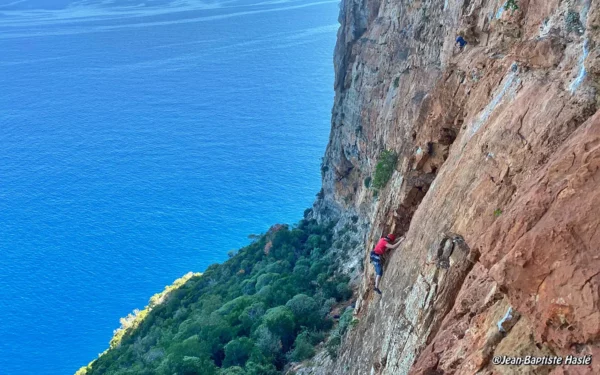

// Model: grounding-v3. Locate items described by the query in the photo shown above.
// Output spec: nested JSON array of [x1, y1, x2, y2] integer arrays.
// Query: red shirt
[[373, 238, 389, 255]]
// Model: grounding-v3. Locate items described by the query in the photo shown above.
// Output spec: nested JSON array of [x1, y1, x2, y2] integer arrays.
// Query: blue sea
[[0, 0, 338, 373]]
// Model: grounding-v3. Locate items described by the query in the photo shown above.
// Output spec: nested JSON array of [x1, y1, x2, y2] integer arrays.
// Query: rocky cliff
[[310, 0, 600, 374]]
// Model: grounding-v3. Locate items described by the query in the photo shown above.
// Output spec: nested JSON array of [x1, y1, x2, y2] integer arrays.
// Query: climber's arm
[[386, 236, 405, 250]]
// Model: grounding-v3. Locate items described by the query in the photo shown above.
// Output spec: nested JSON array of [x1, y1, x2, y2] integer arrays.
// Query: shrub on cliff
[[505, 0, 518, 11], [286, 294, 320, 328], [566, 10, 584, 34], [287, 331, 316, 362], [223, 337, 256, 368], [372, 150, 397, 190], [325, 334, 341, 359], [263, 306, 296, 350], [325, 307, 354, 359]]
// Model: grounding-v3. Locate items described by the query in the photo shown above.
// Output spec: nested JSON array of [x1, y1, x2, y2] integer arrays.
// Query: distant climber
[[370, 234, 405, 295], [455, 35, 467, 51]]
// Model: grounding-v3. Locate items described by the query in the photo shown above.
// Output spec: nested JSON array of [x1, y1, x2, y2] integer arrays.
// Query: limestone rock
[[306, 0, 600, 374]]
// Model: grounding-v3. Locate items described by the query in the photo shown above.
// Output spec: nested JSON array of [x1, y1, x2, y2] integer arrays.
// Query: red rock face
[[487, 112, 600, 351], [305, 0, 600, 374]]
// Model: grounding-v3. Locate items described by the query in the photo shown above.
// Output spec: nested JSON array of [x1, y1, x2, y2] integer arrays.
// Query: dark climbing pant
[[370, 251, 383, 276]]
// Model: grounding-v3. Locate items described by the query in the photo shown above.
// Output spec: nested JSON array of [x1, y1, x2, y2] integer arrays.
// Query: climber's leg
[[373, 260, 383, 294]]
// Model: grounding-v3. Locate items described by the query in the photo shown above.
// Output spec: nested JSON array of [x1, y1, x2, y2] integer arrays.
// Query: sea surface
[[0, 0, 338, 373]]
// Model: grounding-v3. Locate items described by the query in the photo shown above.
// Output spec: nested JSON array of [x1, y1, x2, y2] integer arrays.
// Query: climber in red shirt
[[370, 234, 404, 295]]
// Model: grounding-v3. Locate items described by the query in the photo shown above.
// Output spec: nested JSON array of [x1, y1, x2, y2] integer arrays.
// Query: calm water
[[0, 0, 338, 373]]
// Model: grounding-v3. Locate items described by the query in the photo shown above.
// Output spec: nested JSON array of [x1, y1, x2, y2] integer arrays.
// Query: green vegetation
[[316, 189, 325, 199], [324, 308, 353, 359], [494, 208, 503, 217], [109, 272, 200, 350], [371, 150, 398, 190], [566, 10, 584, 34], [505, 0, 518, 11], [321, 157, 329, 174], [78, 219, 353, 375]]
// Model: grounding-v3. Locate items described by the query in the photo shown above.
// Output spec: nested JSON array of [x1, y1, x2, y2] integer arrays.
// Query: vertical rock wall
[[310, 0, 600, 374]]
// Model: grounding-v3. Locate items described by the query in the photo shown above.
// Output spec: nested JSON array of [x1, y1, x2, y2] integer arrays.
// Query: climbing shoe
[[374, 287, 382, 295]]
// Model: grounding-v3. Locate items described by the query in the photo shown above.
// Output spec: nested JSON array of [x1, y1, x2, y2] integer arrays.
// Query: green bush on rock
[[371, 150, 397, 190]]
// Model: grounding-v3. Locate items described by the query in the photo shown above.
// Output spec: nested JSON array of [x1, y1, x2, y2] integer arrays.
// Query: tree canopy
[[77, 219, 354, 375]]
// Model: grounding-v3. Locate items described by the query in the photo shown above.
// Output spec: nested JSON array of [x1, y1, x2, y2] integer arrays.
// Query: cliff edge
[[310, 0, 600, 374]]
